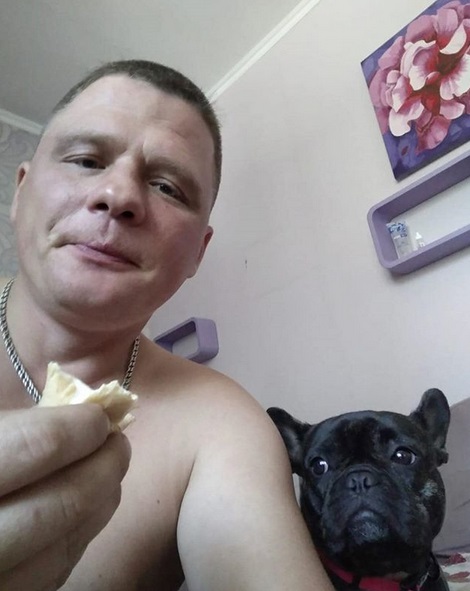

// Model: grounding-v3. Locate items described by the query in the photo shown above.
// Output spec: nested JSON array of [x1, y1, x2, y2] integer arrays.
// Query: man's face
[[11, 75, 215, 328]]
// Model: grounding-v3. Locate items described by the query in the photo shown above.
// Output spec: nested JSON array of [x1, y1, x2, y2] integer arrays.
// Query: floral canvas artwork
[[361, 0, 470, 180]]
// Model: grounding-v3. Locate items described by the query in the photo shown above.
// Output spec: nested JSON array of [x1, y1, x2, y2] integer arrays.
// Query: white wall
[[148, 0, 470, 422]]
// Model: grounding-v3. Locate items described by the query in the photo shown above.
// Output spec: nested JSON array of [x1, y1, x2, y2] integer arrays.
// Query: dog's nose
[[345, 470, 379, 493]]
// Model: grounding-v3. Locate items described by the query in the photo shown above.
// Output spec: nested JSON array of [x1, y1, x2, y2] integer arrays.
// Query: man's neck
[[0, 276, 144, 404]]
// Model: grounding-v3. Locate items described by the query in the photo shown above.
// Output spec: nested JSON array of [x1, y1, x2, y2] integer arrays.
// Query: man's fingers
[[0, 432, 130, 570], [0, 405, 110, 496], [0, 486, 122, 590]]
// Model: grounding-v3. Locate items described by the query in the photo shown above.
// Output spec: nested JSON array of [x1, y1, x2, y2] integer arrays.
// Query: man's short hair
[[50, 59, 222, 199]]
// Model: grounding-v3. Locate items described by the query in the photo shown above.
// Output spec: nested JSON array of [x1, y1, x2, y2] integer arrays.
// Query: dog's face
[[268, 389, 450, 578]]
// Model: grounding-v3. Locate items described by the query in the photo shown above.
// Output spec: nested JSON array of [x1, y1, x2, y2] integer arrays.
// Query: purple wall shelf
[[367, 148, 470, 275], [154, 317, 219, 363]]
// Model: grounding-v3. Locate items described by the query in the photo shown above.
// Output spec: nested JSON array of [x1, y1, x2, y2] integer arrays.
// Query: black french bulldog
[[267, 389, 450, 591]]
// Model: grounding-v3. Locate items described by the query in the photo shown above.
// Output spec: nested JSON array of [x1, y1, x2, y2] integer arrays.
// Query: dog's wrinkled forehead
[[304, 410, 425, 462]]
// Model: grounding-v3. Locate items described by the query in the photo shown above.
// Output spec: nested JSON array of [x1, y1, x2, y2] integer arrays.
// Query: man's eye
[[70, 157, 102, 169], [152, 181, 187, 204]]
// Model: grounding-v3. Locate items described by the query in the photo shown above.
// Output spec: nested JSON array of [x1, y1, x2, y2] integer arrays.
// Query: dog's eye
[[391, 447, 417, 465], [310, 457, 329, 476]]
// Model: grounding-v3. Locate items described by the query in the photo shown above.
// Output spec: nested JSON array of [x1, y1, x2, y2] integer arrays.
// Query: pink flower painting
[[361, 0, 470, 179]]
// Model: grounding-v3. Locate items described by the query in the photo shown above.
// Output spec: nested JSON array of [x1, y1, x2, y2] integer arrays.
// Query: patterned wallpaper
[[0, 121, 38, 276]]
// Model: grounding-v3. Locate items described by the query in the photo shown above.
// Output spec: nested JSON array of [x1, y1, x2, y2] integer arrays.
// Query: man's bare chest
[[61, 402, 194, 590]]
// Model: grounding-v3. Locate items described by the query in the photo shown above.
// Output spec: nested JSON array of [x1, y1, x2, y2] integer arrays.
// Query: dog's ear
[[409, 389, 450, 465], [267, 407, 310, 475]]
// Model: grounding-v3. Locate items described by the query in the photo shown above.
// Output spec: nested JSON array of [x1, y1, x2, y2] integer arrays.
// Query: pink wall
[[149, 0, 470, 422]]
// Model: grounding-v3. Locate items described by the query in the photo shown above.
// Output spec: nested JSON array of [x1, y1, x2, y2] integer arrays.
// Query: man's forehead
[[46, 75, 207, 136]]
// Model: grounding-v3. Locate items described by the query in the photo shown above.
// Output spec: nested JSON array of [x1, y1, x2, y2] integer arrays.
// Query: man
[[0, 60, 333, 590]]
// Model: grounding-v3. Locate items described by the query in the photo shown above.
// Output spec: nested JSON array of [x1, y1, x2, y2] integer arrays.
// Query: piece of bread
[[39, 362, 138, 431]]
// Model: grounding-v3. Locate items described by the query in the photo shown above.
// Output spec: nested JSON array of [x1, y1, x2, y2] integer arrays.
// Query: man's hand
[[0, 404, 131, 590]]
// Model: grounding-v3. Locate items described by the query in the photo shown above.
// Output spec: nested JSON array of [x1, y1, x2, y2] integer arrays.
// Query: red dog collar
[[319, 552, 435, 591]]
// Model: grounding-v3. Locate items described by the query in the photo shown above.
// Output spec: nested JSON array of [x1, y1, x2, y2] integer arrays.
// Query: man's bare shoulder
[[132, 334, 289, 484], [134, 337, 293, 486], [135, 335, 267, 415]]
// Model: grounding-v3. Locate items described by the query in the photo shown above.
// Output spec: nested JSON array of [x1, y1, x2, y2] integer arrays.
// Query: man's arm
[[177, 386, 334, 591]]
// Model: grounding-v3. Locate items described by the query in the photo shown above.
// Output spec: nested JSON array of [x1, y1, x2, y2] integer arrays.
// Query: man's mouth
[[71, 242, 138, 267]]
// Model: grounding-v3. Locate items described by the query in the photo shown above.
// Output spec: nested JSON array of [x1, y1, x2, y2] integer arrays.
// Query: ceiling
[[0, 0, 303, 125]]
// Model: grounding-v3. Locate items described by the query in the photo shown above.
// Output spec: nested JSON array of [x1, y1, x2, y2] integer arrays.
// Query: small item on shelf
[[386, 221, 413, 258], [414, 232, 426, 249], [367, 147, 470, 274]]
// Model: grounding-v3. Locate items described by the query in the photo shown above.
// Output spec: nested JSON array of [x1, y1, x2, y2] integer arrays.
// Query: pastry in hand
[[39, 362, 138, 431]]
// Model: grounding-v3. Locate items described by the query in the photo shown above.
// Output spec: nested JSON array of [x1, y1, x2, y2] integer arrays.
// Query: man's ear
[[10, 162, 30, 223], [187, 225, 213, 278]]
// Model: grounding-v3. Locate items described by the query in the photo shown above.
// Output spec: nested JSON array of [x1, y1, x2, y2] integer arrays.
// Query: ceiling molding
[[208, 0, 322, 101], [0, 108, 42, 135]]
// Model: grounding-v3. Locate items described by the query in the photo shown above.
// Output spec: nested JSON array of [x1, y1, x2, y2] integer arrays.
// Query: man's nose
[[86, 166, 146, 223]]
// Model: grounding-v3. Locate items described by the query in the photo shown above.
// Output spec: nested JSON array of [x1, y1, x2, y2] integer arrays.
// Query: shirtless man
[[0, 60, 333, 590]]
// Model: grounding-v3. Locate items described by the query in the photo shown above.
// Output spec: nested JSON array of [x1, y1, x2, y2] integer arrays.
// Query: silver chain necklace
[[0, 278, 140, 404]]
